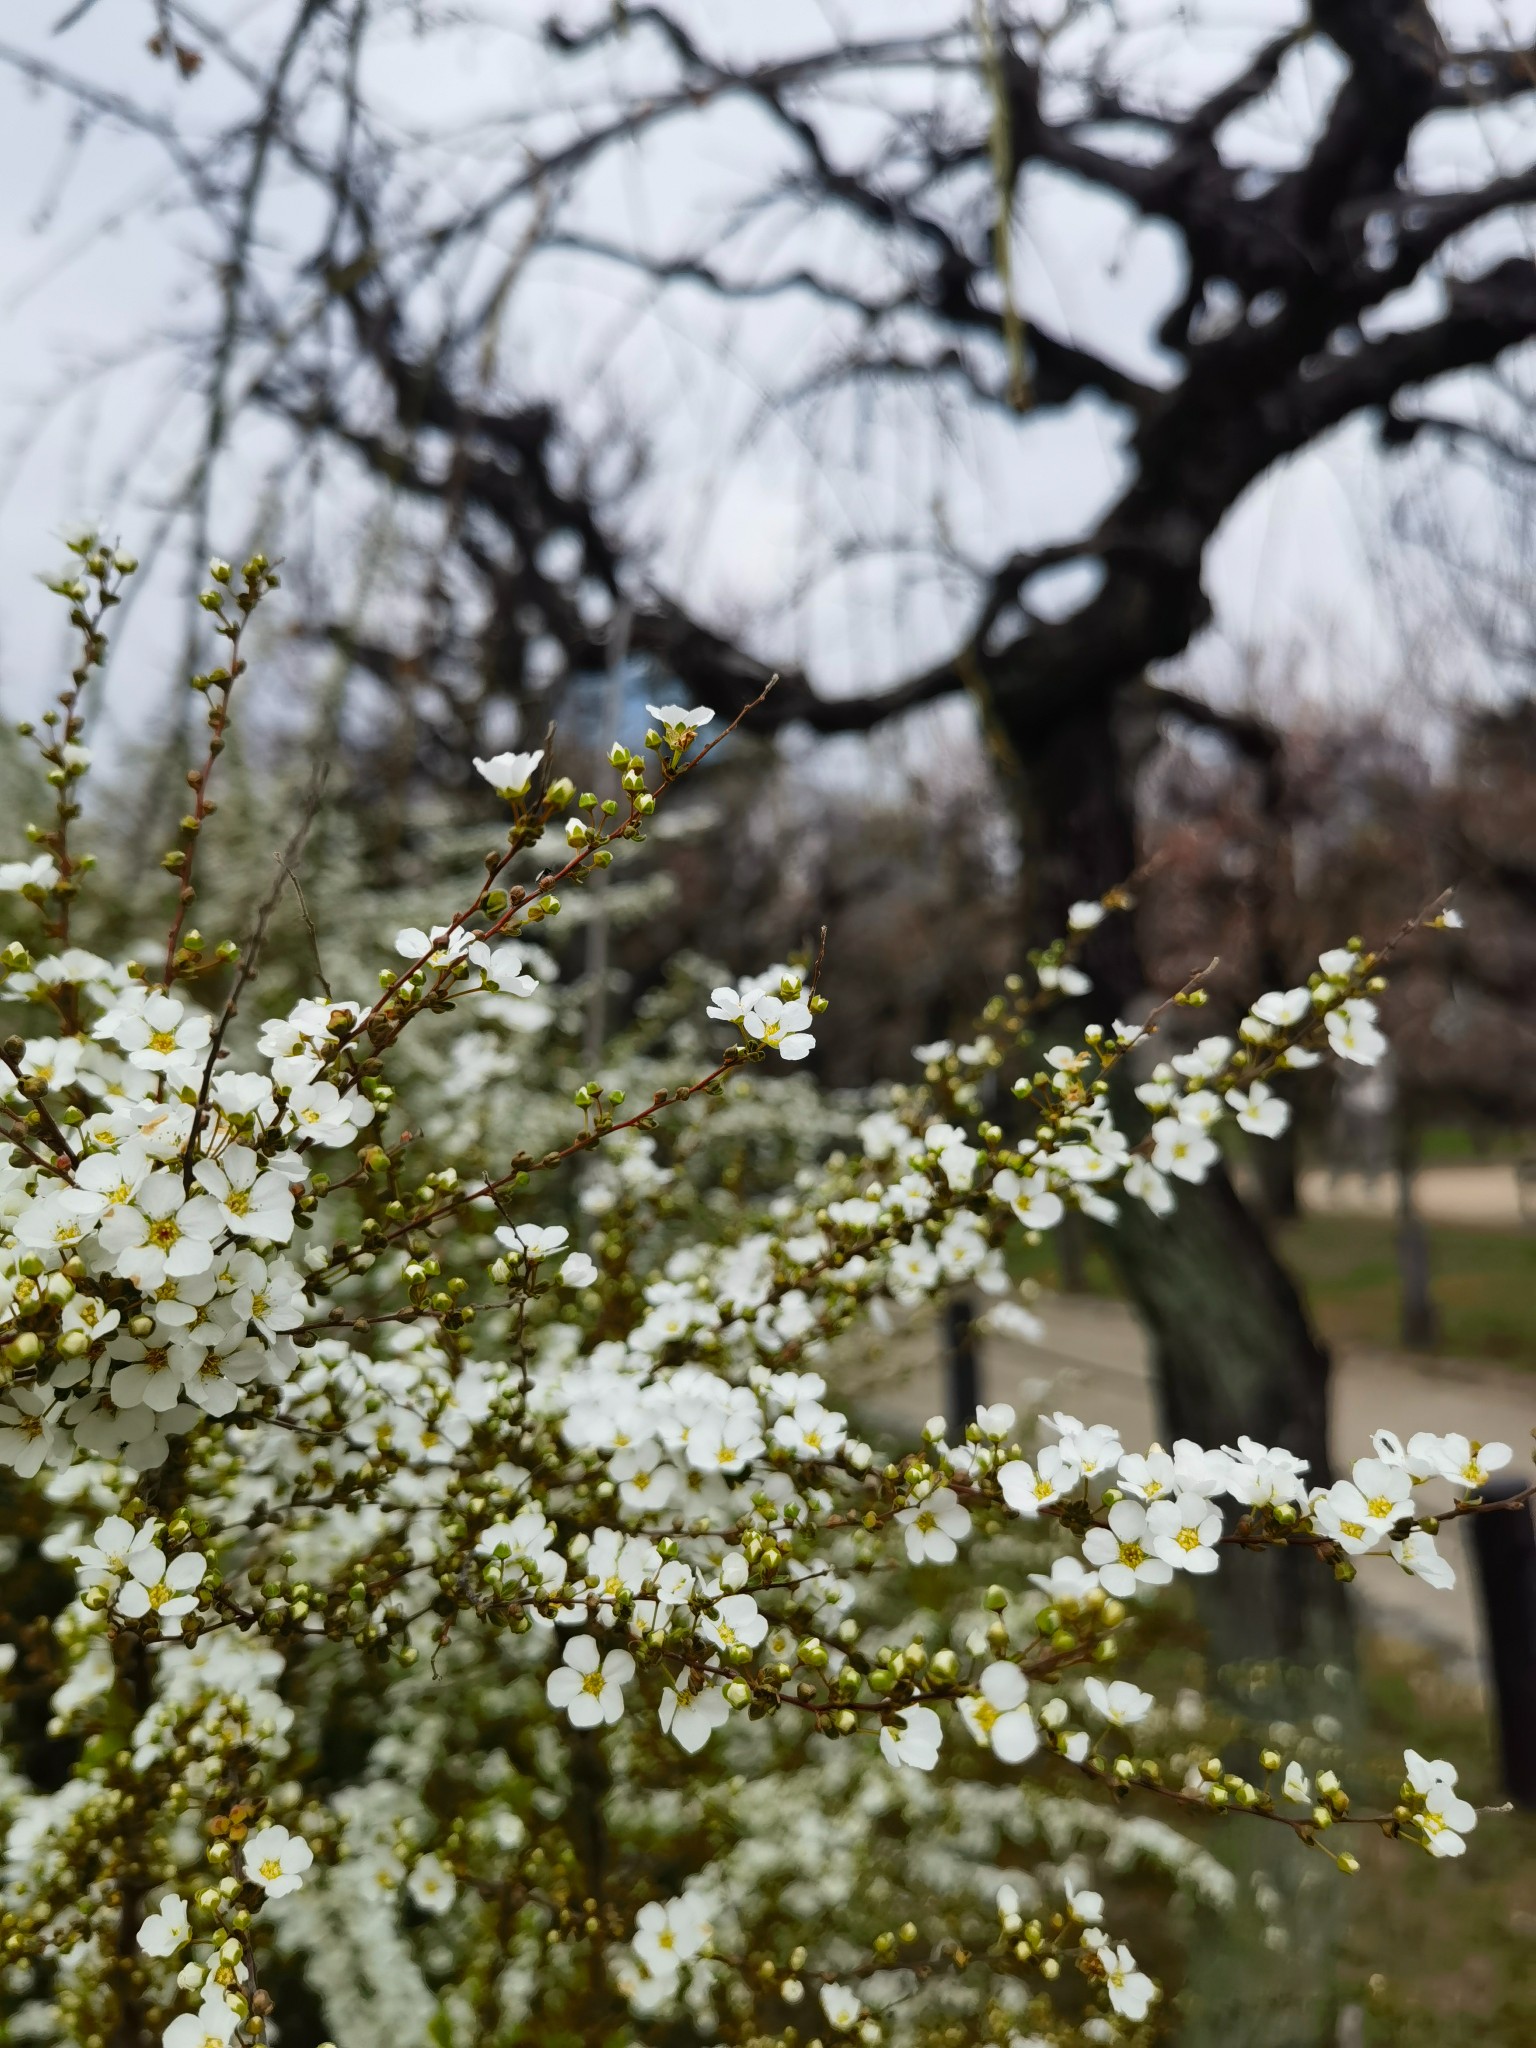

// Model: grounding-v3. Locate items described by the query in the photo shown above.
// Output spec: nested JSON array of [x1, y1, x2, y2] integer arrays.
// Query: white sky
[[0, 0, 1532, 745]]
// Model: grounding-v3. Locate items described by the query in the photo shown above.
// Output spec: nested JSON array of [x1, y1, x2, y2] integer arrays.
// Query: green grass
[[1335, 1641, 1536, 2046], [1011, 1210, 1536, 1369], [1276, 1215, 1536, 1369]]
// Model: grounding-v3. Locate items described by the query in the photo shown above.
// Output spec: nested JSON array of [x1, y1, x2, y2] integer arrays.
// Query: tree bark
[[1007, 701, 1353, 1661]]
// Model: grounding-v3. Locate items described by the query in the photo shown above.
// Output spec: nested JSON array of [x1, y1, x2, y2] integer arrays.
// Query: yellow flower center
[[224, 1188, 250, 1216], [1176, 1527, 1201, 1553], [1367, 1496, 1393, 1519], [1118, 1540, 1146, 1569], [148, 1218, 180, 1250], [580, 1670, 606, 1696], [1339, 1519, 1365, 1541], [148, 1030, 178, 1055], [259, 1857, 284, 1881]]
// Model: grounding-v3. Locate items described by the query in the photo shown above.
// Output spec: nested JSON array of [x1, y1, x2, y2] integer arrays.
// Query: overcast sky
[[0, 0, 1532, 747]]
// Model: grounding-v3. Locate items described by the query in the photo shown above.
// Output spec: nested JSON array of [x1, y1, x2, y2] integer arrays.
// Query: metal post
[[944, 1296, 980, 1437], [1469, 1474, 1536, 1809]]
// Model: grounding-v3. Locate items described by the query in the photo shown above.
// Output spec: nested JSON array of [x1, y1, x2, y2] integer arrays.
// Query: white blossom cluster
[[0, 546, 1514, 2048]]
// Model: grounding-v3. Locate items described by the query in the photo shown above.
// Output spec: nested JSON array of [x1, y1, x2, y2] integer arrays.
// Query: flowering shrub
[[0, 542, 1521, 2048]]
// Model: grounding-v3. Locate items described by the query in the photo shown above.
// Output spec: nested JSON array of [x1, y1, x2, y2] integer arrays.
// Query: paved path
[[1300, 1161, 1534, 1231], [836, 1296, 1536, 1687]]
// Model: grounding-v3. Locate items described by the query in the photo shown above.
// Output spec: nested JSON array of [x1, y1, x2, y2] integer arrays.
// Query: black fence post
[[944, 1296, 980, 1438], [1469, 1475, 1536, 1809]]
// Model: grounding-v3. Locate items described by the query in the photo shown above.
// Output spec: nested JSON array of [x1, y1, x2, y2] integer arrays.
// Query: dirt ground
[[1301, 1162, 1534, 1231], [835, 1293, 1536, 1689]]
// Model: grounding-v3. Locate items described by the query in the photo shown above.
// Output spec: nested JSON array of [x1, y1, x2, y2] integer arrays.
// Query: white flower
[[1225, 1081, 1289, 1138], [1282, 1761, 1311, 1805], [701, 1592, 767, 1654], [1324, 998, 1387, 1066], [1066, 900, 1105, 931], [1404, 1753, 1477, 1857], [560, 1252, 598, 1287], [102, 992, 212, 1078], [819, 1983, 862, 2031], [975, 1401, 1017, 1440], [546, 1635, 634, 1727], [634, 1894, 712, 1976], [1391, 1528, 1455, 1589], [1318, 947, 1359, 981], [879, 1702, 942, 1771], [1423, 1432, 1512, 1494], [138, 1892, 190, 1956], [0, 854, 58, 891], [992, 1167, 1064, 1230], [1065, 1879, 1103, 1924], [243, 1823, 313, 1897], [998, 1444, 1080, 1517], [1082, 1501, 1173, 1598], [73, 1514, 157, 1590], [647, 703, 714, 744], [1099, 1938, 1154, 2021], [959, 1662, 1037, 1763], [1084, 1676, 1154, 1726], [285, 1079, 375, 1146], [473, 748, 543, 795], [1221, 1436, 1309, 1509], [495, 1222, 569, 1261], [658, 1681, 730, 1753], [1147, 1493, 1222, 1574], [896, 1485, 970, 1563], [116, 1548, 207, 1634], [1124, 1155, 1174, 1214], [97, 1173, 225, 1287], [772, 1401, 847, 1460], [743, 994, 816, 1061], [192, 1146, 296, 1242], [0, 1388, 62, 1478], [1170, 1035, 1233, 1079], [1250, 987, 1311, 1028], [406, 1853, 456, 1914], [1312, 1480, 1390, 1555], [1150, 1117, 1219, 1183], [163, 1992, 240, 2048]]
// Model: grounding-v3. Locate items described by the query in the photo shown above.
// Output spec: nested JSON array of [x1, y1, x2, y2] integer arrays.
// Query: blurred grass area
[[1420, 1124, 1532, 1163], [1014, 1214, 1536, 1369], [1337, 1638, 1536, 2046]]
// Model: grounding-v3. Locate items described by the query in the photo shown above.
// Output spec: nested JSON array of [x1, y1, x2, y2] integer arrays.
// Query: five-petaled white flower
[[896, 1485, 970, 1564], [243, 1822, 314, 1897], [1147, 1493, 1222, 1574], [1082, 1500, 1173, 1598], [115, 1546, 207, 1634], [546, 1635, 634, 1727], [406, 1853, 456, 1914], [193, 1146, 295, 1242], [743, 995, 816, 1061]]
